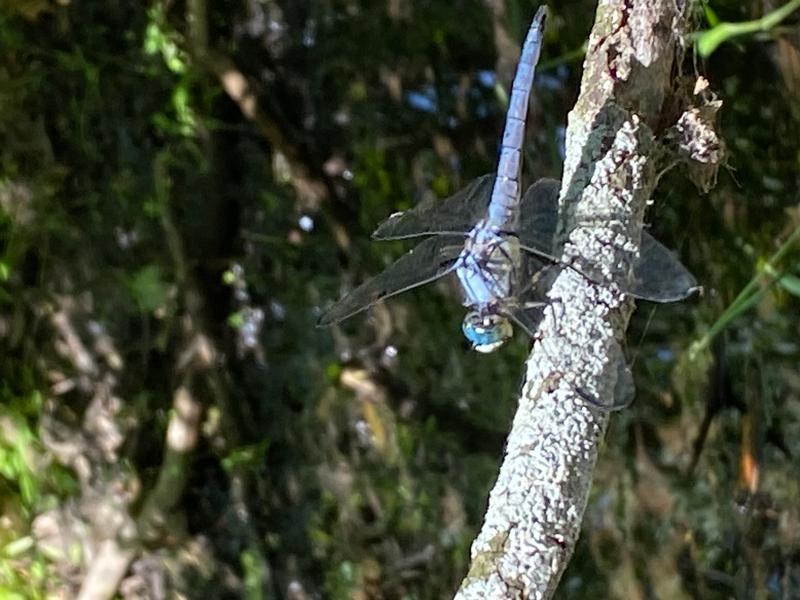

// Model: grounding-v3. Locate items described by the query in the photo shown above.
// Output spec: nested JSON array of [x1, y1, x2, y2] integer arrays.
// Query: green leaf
[[241, 548, 267, 600], [221, 440, 270, 472], [227, 311, 245, 329], [143, 21, 163, 56], [778, 273, 800, 297], [2, 536, 34, 558], [142, 5, 187, 74], [702, 1, 720, 27], [222, 269, 237, 285], [128, 265, 168, 313], [697, 23, 741, 57], [325, 362, 342, 381], [696, 0, 800, 57], [172, 84, 197, 136]]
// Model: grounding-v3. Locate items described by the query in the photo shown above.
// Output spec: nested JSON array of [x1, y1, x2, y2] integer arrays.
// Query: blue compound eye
[[462, 311, 513, 353]]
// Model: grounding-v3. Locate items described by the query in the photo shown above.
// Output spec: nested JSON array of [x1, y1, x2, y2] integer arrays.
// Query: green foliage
[[688, 223, 800, 360], [0, 410, 40, 509], [221, 440, 270, 473], [240, 548, 268, 600], [0, 388, 75, 515], [0, 389, 75, 598], [777, 272, 800, 296], [325, 560, 363, 599], [0, 0, 798, 597], [696, 0, 800, 56], [127, 265, 169, 313], [143, 5, 188, 75]]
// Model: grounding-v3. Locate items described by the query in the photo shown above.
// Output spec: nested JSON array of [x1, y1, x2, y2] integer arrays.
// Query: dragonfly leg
[[521, 300, 546, 309], [518, 242, 559, 264], [574, 380, 633, 411], [519, 243, 616, 295], [518, 261, 557, 299], [506, 306, 544, 339]]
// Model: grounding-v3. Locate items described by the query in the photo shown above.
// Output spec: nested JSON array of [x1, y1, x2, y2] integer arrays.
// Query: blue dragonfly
[[319, 7, 696, 370]]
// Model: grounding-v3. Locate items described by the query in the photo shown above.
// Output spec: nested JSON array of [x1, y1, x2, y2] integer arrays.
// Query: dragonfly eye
[[462, 311, 513, 353]]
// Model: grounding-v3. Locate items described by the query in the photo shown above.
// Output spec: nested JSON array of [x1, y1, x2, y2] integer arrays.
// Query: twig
[[456, 1, 694, 597], [203, 51, 328, 206]]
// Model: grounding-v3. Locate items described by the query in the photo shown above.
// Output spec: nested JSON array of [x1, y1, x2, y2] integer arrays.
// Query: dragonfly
[[319, 7, 697, 392]]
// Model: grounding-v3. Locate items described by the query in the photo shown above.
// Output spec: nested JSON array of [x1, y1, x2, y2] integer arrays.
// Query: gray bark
[[456, 1, 692, 598]]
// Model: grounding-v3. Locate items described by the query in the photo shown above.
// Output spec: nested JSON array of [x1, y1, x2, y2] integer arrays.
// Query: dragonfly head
[[462, 311, 513, 353]]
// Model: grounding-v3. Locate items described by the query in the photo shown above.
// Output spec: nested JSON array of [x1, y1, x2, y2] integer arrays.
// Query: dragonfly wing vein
[[318, 235, 464, 325], [518, 178, 560, 256], [506, 305, 545, 338], [371, 174, 494, 240], [518, 178, 698, 303], [631, 232, 699, 302]]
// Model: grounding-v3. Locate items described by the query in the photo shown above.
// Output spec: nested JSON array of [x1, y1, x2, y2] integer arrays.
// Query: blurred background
[[1, 0, 799, 598]]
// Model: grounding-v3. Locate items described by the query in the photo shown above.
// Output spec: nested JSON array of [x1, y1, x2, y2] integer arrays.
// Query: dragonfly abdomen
[[486, 7, 546, 230]]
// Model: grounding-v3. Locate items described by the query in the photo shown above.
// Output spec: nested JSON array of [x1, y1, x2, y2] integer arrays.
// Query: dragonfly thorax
[[462, 310, 513, 353], [456, 225, 520, 308], [457, 225, 519, 353]]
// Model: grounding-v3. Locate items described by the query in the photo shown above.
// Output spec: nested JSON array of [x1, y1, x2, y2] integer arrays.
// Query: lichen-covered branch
[[456, 1, 695, 598]]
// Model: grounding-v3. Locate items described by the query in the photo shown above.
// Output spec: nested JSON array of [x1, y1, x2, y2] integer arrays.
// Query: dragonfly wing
[[318, 235, 464, 325], [508, 304, 635, 411], [574, 342, 636, 411], [518, 177, 560, 257], [610, 360, 636, 410], [630, 232, 699, 302], [372, 174, 494, 240], [519, 179, 698, 303], [506, 304, 546, 339]]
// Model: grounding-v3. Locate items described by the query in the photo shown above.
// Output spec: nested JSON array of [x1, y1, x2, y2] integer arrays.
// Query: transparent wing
[[573, 341, 636, 411], [371, 174, 494, 240], [631, 233, 699, 302], [318, 235, 464, 325], [508, 301, 635, 411], [516, 180, 561, 304], [506, 304, 546, 338], [519, 178, 698, 303], [610, 360, 636, 410], [518, 177, 560, 257], [517, 259, 556, 305]]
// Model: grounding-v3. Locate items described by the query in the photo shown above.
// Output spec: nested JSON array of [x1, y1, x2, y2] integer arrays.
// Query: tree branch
[[457, 1, 693, 597]]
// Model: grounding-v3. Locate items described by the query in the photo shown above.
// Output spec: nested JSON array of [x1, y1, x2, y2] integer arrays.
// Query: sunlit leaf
[[696, 23, 741, 57], [702, 1, 720, 27], [128, 265, 168, 313], [143, 5, 187, 74], [696, 0, 800, 57], [222, 440, 270, 471], [778, 273, 800, 297], [227, 311, 245, 329], [2, 536, 34, 558]]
